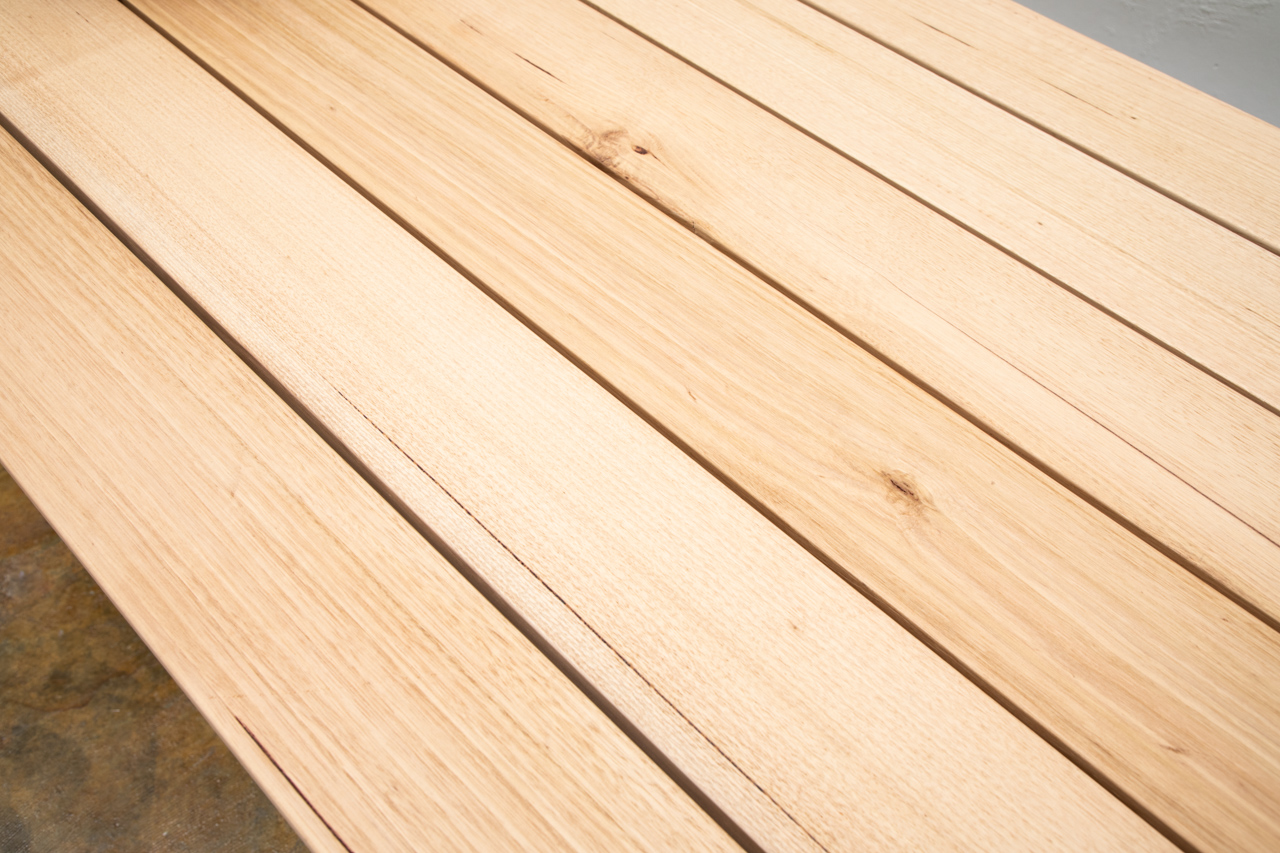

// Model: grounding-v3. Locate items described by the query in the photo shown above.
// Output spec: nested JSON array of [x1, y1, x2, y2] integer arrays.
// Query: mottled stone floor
[[0, 464, 307, 852]]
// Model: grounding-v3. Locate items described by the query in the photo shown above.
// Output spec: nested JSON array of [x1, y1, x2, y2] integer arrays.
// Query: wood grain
[[115, 1, 1280, 851], [803, 0, 1280, 253], [0, 1, 1180, 850], [0, 127, 739, 853], [588, 0, 1280, 411], [360, 0, 1280, 626]]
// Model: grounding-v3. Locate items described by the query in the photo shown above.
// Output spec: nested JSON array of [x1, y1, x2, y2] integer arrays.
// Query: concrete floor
[[0, 464, 307, 852]]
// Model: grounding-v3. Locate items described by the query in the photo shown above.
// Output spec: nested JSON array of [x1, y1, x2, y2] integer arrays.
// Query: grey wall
[[1015, 0, 1280, 127]]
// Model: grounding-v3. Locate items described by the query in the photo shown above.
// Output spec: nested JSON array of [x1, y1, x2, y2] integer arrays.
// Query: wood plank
[[358, 0, 1280, 625], [0, 127, 739, 853], [802, 0, 1280, 253], [584, 0, 1280, 411], [112, 1, 1280, 851], [0, 1, 1174, 850]]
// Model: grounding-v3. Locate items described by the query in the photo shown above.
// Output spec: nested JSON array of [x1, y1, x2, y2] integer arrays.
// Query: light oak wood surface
[[0, 127, 739, 853], [359, 0, 1280, 650], [805, 0, 1280, 254], [0, 1, 1185, 850], [2, 0, 1277, 850], [113, 1, 1280, 850], [587, 0, 1280, 412]]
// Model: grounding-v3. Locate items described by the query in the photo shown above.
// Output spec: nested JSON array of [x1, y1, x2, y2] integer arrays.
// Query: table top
[[1, 0, 1278, 851]]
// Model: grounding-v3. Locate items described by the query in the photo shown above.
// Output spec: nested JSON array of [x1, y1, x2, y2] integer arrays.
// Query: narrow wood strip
[[801, 0, 1280, 254], [119, 1, 1280, 851], [358, 0, 1280, 626], [0, 2, 1178, 850], [0, 127, 738, 853], [585, 0, 1280, 412]]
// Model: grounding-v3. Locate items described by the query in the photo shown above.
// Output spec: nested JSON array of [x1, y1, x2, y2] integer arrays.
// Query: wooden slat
[[115, 1, 1280, 851], [0, 127, 739, 853], [802, 0, 1280, 253], [0, 2, 1174, 850], [359, 0, 1280, 626], [584, 0, 1280, 411]]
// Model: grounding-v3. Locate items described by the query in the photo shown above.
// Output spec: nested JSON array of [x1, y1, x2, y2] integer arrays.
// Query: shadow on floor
[[0, 464, 307, 853]]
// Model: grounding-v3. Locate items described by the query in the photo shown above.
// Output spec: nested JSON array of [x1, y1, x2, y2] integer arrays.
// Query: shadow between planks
[[1, 0, 1278, 851]]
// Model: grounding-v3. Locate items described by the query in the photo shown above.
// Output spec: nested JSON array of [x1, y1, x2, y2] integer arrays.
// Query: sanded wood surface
[[2, 0, 1278, 851], [0, 2, 1183, 851], [804, 0, 1280, 253], [360, 0, 1280, 639], [0, 127, 738, 853], [587, 0, 1280, 411], [113, 2, 1280, 851]]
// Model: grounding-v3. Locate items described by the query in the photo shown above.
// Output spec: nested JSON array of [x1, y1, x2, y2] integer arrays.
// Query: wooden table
[[2, 1, 1278, 850]]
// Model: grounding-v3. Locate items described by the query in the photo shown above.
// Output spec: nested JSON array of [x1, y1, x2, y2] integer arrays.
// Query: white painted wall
[[1016, 0, 1280, 126]]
